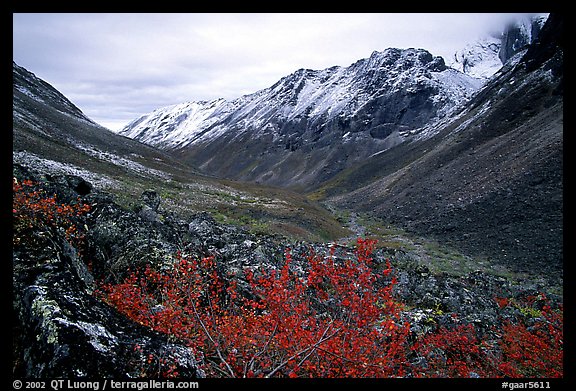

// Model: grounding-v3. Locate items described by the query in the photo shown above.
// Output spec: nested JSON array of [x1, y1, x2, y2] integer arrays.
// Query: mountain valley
[[117, 13, 562, 284], [11, 13, 564, 379]]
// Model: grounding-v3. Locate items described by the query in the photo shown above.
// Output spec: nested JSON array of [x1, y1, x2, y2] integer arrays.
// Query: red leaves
[[14, 178, 563, 377], [13, 178, 91, 246], [410, 295, 563, 378], [97, 240, 411, 378], [411, 324, 486, 377], [95, 236, 563, 378], [496, 299, 563, 378]]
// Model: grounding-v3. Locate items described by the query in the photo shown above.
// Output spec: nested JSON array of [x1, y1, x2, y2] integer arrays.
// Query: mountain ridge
[[119, 47, 482, 189], [117, 15, 549, 192]]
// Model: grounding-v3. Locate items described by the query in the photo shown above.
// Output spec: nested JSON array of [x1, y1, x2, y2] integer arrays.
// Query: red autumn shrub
[[496, 296, 563, 378], [410, 323, 493, 377], [98, 237, 564, 378], [13, 177, 91, 246], [13, 178, 563, 378], [411, 295, 563, 378], [98, 239, 412, 378]]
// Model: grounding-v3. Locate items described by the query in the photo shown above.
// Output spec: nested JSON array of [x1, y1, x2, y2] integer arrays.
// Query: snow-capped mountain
[[329, 12, 563, 280], [447, 14, 548, 80], [119, 48, 482, 188]]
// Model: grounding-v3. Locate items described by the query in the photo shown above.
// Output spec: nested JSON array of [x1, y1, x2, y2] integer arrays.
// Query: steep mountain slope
[[499, 14, 547, 63], [13, 61, 199, 186], [327, 13, 563, 283], [119, 48, 482, 189], [12, 62, 349, 241]]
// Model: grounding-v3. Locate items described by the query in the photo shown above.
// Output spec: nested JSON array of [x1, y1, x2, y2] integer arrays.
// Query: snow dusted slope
[[13, 61, 203, 188], [121, 99, 229, 148], [119, 48, 482, 152], [447, 14, 548, 80], [13, 62, 96, 125], [448, 36, 503, 79]]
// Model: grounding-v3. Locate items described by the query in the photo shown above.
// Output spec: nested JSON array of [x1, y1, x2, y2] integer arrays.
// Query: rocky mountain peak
[[347, 48, 447, 76], [448, 14, 548, 80]]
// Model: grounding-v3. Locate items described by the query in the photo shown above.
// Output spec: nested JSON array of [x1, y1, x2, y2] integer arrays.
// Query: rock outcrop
[[12, 165, 203, 378]]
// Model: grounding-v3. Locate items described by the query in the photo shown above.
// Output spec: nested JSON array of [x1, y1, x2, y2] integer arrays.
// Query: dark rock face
[[499, 16, 545, 64], [14, 250, 200, 378], [523, 13, 563, 76]]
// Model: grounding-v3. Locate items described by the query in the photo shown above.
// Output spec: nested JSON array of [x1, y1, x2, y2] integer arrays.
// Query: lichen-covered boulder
[[12, 166, 203, 378]]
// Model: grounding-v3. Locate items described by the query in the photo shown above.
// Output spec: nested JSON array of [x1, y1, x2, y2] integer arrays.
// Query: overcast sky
[[13, 13, 545, 131]]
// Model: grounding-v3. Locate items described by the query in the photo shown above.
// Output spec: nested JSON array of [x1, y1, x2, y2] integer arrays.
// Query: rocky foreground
[[12, 164, 562, 378]]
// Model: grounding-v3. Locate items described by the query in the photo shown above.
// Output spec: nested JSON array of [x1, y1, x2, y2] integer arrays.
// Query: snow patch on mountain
[[428, 69, 484, 115], [120, 99, 228, 148], [448, 36, 503, 79], [15, 85, 44, 102], [71, 141, 172, 180], [13, 151, 119, 189]]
